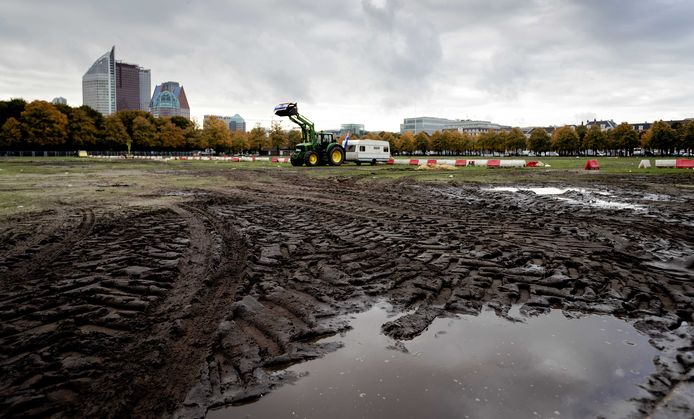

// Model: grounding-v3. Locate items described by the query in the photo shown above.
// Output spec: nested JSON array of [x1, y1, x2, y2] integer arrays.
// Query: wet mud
[[0, 170, 692, 418]]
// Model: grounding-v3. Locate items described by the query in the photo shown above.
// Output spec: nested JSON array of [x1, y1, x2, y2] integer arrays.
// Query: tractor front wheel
[[304, 151, 319, 167], [328, 146, 345, 166], [290, 154, 303, 166]]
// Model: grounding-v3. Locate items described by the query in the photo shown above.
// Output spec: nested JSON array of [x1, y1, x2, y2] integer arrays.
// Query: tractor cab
[[317, 132, 333, 146]]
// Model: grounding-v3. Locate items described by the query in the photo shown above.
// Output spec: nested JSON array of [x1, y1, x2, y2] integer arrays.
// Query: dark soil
[[1, 170, 692, 418]]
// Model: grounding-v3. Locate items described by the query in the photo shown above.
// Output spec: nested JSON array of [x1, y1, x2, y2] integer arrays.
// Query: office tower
[[82, 46, 116, 115], [150, 81, 190, 119]]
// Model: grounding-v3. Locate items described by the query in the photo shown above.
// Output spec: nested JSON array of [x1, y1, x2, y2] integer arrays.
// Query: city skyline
[[1, 0, 693, 132]]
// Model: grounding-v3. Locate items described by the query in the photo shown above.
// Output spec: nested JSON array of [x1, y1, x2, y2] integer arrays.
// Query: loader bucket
[[274, 102, 298, 117]]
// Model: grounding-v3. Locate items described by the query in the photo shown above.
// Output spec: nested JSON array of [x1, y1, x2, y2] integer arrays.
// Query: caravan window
[[384, 147, 389, 152], [373, 146, 381, 151], [347, 145, 356, 152], [359, 146, 366, 152]]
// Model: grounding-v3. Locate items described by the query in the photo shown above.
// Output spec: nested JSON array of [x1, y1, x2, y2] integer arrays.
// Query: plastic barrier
[[409, 159, 419, 165], [487, 159, 501, 168], [455, 160, 467, 167], [387, 159, 395, 165], [655, 160, 676, 168], [427, 159, 437, 165], [499, 160, 525, 167], [675, 159, 694, 168], [526, 161, 538, 167], [638, 160, 651, 168], [271, 157, 279, 163], [584, 160, 600, 170]]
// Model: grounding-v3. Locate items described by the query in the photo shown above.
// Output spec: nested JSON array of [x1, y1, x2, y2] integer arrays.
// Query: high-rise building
[[203, 114, 246, 132], [116, 62, 150, 111], [51, 97, 67, 106], [82, 46, 116, 115], [150, 81, 190, 119], [138, 68, 151, 112], [228, 114, 245, 132]]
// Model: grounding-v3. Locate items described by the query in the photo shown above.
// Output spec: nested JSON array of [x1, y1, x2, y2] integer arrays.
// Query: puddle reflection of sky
[[482, 187, 644, 211], [210, 302, 657, 419]]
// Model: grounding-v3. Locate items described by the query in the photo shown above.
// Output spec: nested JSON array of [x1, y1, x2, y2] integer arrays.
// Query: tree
[[247, 125, 267, 153], [68, 108, 98, 149], [611, 122, 639, 155], [0, 98, 27, 128], [583, 125, 605, 155], [104, 115, 131, 152], [644, 121, 676, 155], [184, 119, 203, 150], [528, 128, 551, 154], [230, 131, 249, 153], [677, 120, 694, 155], [20, 101, 68, 149], [132, 115, 158, 149], [269, 121, 287, 155], [287, 129, 302, 149], [575, 124, 587, 151], [201, 116, 230, 152], [551, 126, 579, 155], [398, 131, 415, 155], [0, 117, 22, 149], [415, 132, 430, 154], [158, 119, 185, 150], [430, 131, 444, 155], [505, 128, 527, 155]]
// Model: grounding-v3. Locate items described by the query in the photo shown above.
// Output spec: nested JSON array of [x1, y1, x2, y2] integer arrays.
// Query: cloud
[[0, 0, 693, 130]]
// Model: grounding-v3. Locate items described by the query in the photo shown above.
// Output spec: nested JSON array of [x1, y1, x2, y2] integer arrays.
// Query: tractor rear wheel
[[304, 151, 319, 167], [328, 146, 345, 166]]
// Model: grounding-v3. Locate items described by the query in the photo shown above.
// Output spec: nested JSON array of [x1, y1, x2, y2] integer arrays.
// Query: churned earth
[[0, 162, 692, 418]]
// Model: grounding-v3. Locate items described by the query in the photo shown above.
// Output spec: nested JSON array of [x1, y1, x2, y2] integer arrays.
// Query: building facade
[[400, 117, 455, 135], [51, 97, 67, 106], [443, 120, 510, 135], [401, 117, 508, 135], [150, 81, 190, 119], [203, 114, 246, 132], [138, 68, 151, 112], [228, 114, 246, 132], [82, 46, 116, 115], [115, 62, 151, 111], [340, 123, 365, 136]]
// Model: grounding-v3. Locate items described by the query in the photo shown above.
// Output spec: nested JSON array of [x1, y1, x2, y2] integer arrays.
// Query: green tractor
[[274, 102, 345, 167]]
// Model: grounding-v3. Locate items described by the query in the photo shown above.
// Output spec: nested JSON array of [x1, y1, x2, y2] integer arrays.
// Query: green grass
[[0, 155, 691, 217]]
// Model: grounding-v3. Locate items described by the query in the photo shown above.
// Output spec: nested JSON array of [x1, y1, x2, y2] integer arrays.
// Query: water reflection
[[208, 302, 657, 419], [482, 187, 644, 211]]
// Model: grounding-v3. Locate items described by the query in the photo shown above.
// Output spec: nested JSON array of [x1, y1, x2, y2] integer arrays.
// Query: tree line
[[2, 99, 692, 156], [375, 121, 693, 157]]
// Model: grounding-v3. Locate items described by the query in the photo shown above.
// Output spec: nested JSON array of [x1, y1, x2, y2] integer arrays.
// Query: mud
[[0, 169, 693, 418]]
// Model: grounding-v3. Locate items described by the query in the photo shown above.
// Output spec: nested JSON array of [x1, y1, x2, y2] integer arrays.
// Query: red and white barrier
[[655, 160, 677, 168], [584, 160, 600, 170], [676, 159, 694, 168]]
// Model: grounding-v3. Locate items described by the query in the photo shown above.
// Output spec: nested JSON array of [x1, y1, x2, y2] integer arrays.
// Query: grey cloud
[[0, 0, 693, 129]]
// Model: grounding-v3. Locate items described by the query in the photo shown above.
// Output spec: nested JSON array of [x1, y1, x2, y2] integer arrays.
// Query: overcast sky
[[1, 0, 692, 131]]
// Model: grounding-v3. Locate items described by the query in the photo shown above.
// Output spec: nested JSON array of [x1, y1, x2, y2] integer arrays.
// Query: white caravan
[[344, 139, 391, 165]]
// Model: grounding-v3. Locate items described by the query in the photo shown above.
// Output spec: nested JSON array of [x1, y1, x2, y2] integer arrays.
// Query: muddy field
[[0, 165, 693, 418]]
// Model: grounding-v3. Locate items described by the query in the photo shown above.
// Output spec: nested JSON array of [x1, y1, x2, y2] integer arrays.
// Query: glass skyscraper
[[116, 63, 151, 111], [150, 82, 190, 119], [82, 47, 116, 116]]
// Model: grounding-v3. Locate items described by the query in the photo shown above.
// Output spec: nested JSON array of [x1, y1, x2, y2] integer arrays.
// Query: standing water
[[208, 301, 658, 419]]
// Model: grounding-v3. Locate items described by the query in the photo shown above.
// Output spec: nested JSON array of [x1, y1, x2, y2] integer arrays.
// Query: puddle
[[208, 302, 658, 419], [482, 186, 644, 211]]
